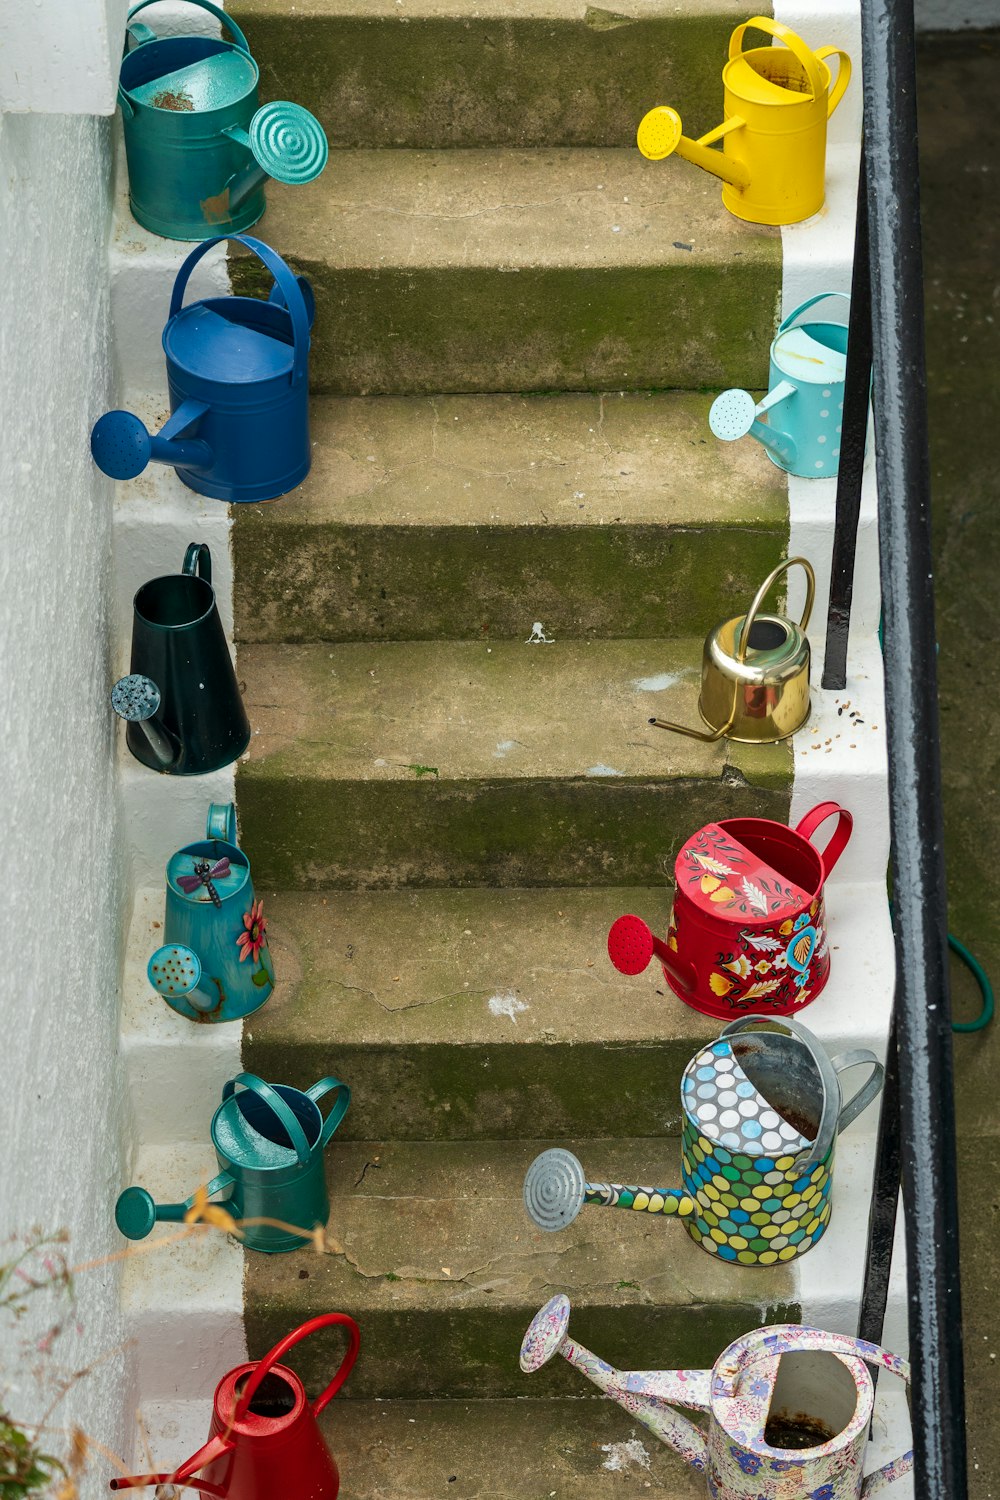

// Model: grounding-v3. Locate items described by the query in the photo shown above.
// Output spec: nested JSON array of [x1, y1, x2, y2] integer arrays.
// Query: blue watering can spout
[[110, 673, 181, 769], [91, 401, 213, 482], [148, 943, 219, 1014], [709, 383, 799, 470], [115, 1174, 236, 1241]]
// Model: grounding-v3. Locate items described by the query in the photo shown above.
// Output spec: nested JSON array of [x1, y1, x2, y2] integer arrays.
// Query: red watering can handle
[[793, 800, 853, 876], [169, 235, 311, 389], [222, 1074, 314, 1166], [235, 1312, 361, 1423], [124, 0, 251, 55], [729, 16, 825, 103], [306, 1076, 352, 1147]]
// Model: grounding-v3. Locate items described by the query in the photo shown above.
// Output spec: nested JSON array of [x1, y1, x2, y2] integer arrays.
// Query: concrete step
[[243, 1135, 800, 1398], [233, 149, 780, 395], [235, 637, 792, 890], [231, 0, 752, 152], [232, 391, 787, 645]]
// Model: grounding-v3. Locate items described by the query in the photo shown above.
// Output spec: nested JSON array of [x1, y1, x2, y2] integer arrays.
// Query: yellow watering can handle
[[814, 46, 852, 117], [729, 15, 825, 103]]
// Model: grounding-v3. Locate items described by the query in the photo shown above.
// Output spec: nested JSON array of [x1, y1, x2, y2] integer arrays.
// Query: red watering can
[[608, 802, 852, 1019], [110, 1313, 359, 1499]]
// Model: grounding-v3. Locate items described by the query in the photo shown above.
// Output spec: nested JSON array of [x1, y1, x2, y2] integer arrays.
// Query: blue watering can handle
[[182, 541, 212, 584], [124, 0, 252, 56], [778, 290, 851, 336], [170, 234, 311, 388], [222, 1073, 313, 1166], [206, 802, 238, 844], [306, 1076, 352, 1147]]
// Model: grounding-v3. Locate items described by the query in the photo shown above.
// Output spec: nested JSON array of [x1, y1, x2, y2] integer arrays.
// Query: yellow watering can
[[636, 17, 851, 226]]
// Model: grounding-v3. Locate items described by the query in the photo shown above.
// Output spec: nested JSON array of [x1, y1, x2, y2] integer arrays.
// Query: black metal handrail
[[837, 2, 968, 1495]]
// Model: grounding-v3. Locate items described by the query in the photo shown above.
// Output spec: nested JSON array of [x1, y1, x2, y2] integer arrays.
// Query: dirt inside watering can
[[151, 89, 195, 111], [764, 1410, 837, 1449]]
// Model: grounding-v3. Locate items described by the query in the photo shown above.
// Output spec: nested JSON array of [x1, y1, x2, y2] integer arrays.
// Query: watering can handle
[[182, 541, 212, 585], [814, 46, 852, 118], [829, 1048, 884, 1133], [729, 16, 825, 103], [720, 1012, 841, 1172], [778, 290, 852, 337], [206, 802, 237, 844], [305, 1076, 352, 1147], [793, 800, 853, 876], [234, 1312, 361, 1423], [721, 1324, 910, 1389], [170, 235, 311, 388], [737, 556, 816, 665], [222, 1073, 314, 1166], [124, 0, 251, 55]]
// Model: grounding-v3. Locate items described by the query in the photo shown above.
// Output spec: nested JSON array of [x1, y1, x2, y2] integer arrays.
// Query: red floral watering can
[[609, 802, 852, 1018], [110, 1313, 359, 1499]]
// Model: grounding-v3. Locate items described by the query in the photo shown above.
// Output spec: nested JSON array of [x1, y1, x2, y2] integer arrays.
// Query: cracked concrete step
[[236, 637, 792, 889], [232, 0, 755, 152], [244, 1136, 799, 1398], [234, 149, 780, 394], [232, 391, 786, 645], [245, 886, 716, 1141]]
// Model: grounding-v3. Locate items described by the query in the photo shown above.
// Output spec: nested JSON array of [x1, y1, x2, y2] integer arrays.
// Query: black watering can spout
[[91, 400, 213, 482], [111, 674, 181, 769]]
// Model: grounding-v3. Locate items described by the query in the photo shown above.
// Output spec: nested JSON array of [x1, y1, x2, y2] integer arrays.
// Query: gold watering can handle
[[729, 16, 826, 102], [649, 556, 816, 741]]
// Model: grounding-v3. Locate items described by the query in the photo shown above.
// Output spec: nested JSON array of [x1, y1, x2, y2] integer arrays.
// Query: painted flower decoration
[[237, 899, 268, 964]]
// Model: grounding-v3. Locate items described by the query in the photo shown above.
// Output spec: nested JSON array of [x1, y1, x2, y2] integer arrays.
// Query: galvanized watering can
[[648, 558, 815, 744], [111, 1312, 359, 1498], [609, 798, 852, 1018], [521, 1297, 912, 1499], [91, 234, 314, 503], [118, 0, 328, 240], [524, 1014, 882, 1266], [115, 1070, 350, 1253], [112, 543, 249, 775], [147, 802, 273, 1022], [710, 294, 852, 477], [636, 16, 850, 225]]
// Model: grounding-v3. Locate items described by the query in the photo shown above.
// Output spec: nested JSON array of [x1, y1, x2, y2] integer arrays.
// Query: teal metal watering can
[[115, 1072, 351, 1253], [147, 802, 274, 1023], [709, 293, 853, 478], [118, 0, 328, 240]]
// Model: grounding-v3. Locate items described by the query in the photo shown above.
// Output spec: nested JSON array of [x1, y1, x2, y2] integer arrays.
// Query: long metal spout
[[709, 382, 799, 470], [524, 1149, 694, 1234], [520, 1296, 709, 1468], [637, 107, 751, 191], [111, 675, 181, 770]]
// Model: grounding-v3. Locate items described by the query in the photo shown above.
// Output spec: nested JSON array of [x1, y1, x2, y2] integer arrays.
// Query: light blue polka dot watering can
[[709, 293, 855, 478], [118, 0, 328, 241]]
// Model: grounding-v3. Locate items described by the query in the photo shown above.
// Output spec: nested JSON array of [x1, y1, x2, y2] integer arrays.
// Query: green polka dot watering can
[[520, 1297, 912, 1499], [524, 1014, 883, 1266], [118, 0, 328, 240], [709, 293, 855, 477]]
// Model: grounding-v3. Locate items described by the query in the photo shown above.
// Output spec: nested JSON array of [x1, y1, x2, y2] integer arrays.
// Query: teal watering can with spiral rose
[[118, 0, 328, 240], [146, 802, 274, 1023], [115, 1071, 351, 1254], [709, 293, 854, 478]]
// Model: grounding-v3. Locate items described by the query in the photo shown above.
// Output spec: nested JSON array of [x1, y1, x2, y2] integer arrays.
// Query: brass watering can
[[636, 17, 851, 226], [649, 557, 815, 744]]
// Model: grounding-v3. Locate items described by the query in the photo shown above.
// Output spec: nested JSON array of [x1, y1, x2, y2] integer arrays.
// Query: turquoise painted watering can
[[115, 1071, 351, 1253], [709, 293, 853, 478], [148, 803, 274, 1023], [118, 0, 328, 240]]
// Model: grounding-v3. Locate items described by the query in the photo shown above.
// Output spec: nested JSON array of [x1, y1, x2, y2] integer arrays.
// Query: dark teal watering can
[[116, 1072, 350, 1254], [118, 0, 328, 240]]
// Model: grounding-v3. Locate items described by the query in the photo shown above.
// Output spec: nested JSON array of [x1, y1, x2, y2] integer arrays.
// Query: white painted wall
[[0, 112, 134, 1496], [0, 0, 126, 115]]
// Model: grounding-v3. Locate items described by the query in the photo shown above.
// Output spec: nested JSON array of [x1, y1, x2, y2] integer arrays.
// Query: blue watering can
[[118, 0, 328, 241], [148, 802, 274, 1022], [115, 1071, 351, 1253], [709, 292, 853, 478], [91, 235, 314, 503]]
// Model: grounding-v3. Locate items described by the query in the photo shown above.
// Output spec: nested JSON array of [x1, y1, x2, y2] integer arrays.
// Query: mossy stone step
[[232, 0, 762, 151], [245, 886, 717, 1140], [245, 1137, 798, 1398], [236, 637, 792, 889], [232, 391, 786, 644], [234, 149, 780, 394], [318, 1397, 704, 1498]]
